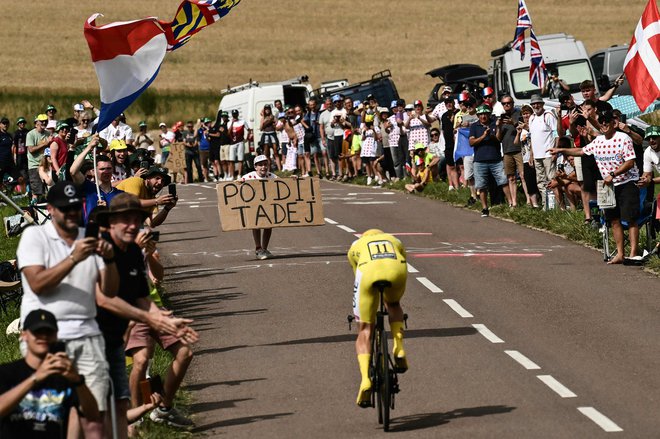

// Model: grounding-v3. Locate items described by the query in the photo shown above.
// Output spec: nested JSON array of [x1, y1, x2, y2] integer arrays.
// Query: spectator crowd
[[1, 71, 660, 437]]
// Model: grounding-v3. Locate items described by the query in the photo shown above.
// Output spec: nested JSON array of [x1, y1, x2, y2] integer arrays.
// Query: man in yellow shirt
[[347, 229, 408, 407], [116, 166, 177, 227]]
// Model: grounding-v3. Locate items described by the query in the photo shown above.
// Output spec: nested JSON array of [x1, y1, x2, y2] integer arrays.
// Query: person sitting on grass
[[405, 155, 431, 193], [548, 136, 581, 210]]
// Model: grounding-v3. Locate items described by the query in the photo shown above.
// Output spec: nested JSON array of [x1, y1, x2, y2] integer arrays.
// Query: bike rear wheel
[[379, 327, 391, 431], [374, 328, 384, 425]]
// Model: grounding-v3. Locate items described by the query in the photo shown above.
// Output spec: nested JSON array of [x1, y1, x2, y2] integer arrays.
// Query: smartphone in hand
[[85, 222, 100, 239], [168, 183, 177, 198]]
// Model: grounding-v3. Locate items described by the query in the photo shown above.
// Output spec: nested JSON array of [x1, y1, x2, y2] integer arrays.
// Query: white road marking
[[406, 263, 418, 273], [195, 192, 203, 195], [324, 218, 338, 225], [198, 197, 207, 200], [347, 192, 395, 196], [537, 375, 577, 398], [416, 277, 443, 293], [337, 225, 356, 233], [504, 350, 541, 370], [190, 205, 200, 208], [472, 324, 505, 343], [443, 299, 473, 318], [344, 201, 396, 205], [577, 407, 623, 432]]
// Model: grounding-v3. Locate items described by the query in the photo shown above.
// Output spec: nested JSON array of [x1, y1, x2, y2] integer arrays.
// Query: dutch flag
[[84, 14, 167, 132]]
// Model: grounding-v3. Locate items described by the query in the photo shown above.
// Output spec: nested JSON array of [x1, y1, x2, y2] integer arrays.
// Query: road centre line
[[324, 218, 338, 225], [337, 225, 356, 233], [577, 407, 623, 432], [504, 350, 541, 370], [416, 277, 443, 293], [194, 192, 203, 195], [537, 375, 577, 398], [347, 192, 395, 195], [472, 324, 505, 343], [406, 263, 418, 273], [344, 201, 396, 205], [443, 299, 473, 318], [412, 253, 544, 258], [190, 205, 200, 208]]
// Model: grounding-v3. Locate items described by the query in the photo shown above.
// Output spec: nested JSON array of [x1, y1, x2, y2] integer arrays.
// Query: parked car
[[425, 64, 489, 107], [590, 45, 631, 95], [313, 70, 399, 107], [489, 33, 599, 106]]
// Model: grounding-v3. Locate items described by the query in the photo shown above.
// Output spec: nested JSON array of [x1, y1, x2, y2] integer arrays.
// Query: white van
[[218, 76, 312, 150], [489, 33, 598, 106]]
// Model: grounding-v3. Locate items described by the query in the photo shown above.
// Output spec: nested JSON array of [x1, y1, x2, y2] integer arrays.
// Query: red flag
[[623, 0, 660, 111]]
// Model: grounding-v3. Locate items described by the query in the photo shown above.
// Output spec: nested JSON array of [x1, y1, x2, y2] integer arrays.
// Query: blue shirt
[[82, 180, 124, 224], [198, 128, 210, 151], [469, 121, 501, 162]]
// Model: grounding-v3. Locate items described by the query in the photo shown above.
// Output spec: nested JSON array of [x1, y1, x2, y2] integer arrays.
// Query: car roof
[[425, 64, 488, 82]]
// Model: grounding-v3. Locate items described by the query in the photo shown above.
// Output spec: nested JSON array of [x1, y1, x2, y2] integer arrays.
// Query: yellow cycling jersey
[[348, 232, 407, 324]]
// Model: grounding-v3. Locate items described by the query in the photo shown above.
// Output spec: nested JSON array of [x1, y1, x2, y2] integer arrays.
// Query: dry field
[[0, 0, 652, 116]]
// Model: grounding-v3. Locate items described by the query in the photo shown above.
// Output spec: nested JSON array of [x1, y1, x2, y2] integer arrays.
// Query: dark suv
[[426, 64, 489, 107]]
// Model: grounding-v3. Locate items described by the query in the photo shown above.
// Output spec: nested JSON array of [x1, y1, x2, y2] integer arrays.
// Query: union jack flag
[[160, 0, 242, 51], [529, 30, 547, 88], [512, 0, 533, 60]]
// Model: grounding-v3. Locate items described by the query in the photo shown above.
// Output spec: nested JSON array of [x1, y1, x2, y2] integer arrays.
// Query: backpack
[[0, 261, 18, 282]]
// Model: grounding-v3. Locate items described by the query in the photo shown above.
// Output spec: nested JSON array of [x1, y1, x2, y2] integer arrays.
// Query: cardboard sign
[[217, 177, 325, 231], [164, 142, 185, 174]]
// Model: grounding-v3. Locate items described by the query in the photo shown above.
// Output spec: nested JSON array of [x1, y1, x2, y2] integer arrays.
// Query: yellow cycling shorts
[[352, 259, 407, 324]]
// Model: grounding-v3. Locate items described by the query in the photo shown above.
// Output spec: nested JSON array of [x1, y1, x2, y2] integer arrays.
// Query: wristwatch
[[609, 171, 616, 177]]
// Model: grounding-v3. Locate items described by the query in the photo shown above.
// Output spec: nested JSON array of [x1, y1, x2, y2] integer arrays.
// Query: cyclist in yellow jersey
[[348, 229, 408, 407]]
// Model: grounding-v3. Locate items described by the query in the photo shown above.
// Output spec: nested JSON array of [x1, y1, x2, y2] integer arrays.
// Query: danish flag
[[623, 0, 660, 111]]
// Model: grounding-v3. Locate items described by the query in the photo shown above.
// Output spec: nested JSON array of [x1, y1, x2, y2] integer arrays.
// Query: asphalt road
[[157, 180, 660, 437]]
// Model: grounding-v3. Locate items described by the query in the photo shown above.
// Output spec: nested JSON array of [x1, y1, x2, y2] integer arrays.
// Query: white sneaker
[[367, 177, 373, 185], [149, 406, 193, 428]]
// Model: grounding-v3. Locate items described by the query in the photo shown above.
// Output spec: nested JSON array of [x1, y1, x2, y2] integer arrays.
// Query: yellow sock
[[357, 354, 371, 389], [391, 321, 405, 358]]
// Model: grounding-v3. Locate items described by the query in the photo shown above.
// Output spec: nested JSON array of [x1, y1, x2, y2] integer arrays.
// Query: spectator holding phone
[[94, 194, 198, 437], [0, 309, 99, 438], [116, 166, 177, 227], [16, 181, 119, 438], [542, 70, 570, 99]]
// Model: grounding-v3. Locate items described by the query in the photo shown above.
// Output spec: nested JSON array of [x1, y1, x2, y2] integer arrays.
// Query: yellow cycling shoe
[[394, 354, 408, 374], [356, 384, 372, 408]]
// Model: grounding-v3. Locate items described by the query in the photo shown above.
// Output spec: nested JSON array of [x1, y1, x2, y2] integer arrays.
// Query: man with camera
[[93, 193, 198, 437], [26, 114, 53, 203], [542, 70, 570, 99], [116, 166, 177, 228], [0, 309, 99, 438], [17, 181, 119, 438], [496, 95, 529, 207], [69, 135, 120, 225]]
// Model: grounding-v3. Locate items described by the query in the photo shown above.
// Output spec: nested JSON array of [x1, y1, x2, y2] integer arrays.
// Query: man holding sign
[[241, 155, 277, 259]]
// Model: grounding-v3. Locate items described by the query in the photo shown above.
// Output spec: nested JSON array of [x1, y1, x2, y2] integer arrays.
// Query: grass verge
[[341, 176, 660, 274]]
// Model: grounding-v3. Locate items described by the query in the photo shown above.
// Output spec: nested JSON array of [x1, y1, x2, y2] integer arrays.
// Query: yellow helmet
[[362, 228, 384, 237], [364, 114, 375, 123]]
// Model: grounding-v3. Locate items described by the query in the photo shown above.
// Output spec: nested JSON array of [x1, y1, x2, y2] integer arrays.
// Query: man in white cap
[[241, 155, 278, 259]]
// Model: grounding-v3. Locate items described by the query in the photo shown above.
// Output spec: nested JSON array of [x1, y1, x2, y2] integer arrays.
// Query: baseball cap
[[109, 139, 128, 151], [138, 120, 147, 127], [253, 154, 268, 164], [158, 122, 167, 128], [378, 107, 390, 114], [414, 100, 423, 107], [202, 117, 212, 123], [231, 109, 239, 116], [278, 112, 286, 119], [390, 100, 398, 109], [47, 181, 82, 208], [73, 103, 85, 112], [364, 114, 374, 123], [34, 113, 48, 122], [414, 143, 426, 150], [16, 117, 26, 124], [482, 87, 494, 97], [142, 166, 170, 181], [366, 94, 375, 101], [645, 125, 660, 139], [442, 85, 453, 94], [46, 104, 57, 113], [332, 95, 342, 103], [43, 147, 51, 157], [96, 193, 149, 227], [458, 91, 471, 103], [405, 104, 414, 111], [55, 121, 69, 131], [0, 117, 9, 125], [476, 104, 492, 114], [23, 309, 58, 333]]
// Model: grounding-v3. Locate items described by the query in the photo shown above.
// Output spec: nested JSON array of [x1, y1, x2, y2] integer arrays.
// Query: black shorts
[[604, 181, 640, 223], [209, 144, 220, 161], [28, 168, 45, 196], [444, 141, 455, 166], [361, 156, 374, 163], [581, 154, 601, 192]]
